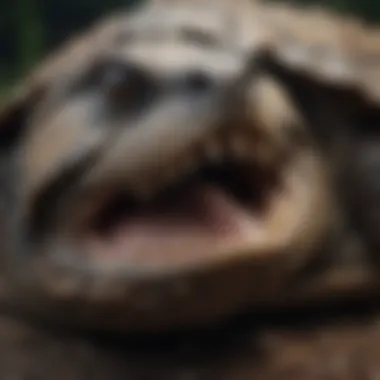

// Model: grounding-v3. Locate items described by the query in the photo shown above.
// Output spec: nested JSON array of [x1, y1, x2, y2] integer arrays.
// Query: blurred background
[[0, 0, 380, 99]]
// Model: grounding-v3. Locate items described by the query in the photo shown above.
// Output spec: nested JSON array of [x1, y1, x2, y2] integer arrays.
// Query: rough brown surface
[[2, 307, 380, 380]]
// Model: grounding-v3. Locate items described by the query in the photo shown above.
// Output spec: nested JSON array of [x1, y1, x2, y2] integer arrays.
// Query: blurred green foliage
[[0, 0, 380, 98]]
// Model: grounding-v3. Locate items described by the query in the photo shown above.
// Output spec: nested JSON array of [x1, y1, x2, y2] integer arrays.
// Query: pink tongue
[[88, 185, 260, 267]]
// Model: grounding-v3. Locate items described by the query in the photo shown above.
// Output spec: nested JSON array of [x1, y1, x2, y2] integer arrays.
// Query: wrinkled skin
[[1, 0, 380, 378]]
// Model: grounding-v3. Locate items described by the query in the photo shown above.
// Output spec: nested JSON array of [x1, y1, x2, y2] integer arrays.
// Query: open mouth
[[93, 160, 277, 237], [84, 157, 270, 257], [73, 126, 327, 274], [92, 158, 275, 246]]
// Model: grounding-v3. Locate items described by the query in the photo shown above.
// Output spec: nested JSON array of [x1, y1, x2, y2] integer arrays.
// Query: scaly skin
[[1, 0, 380, 378]]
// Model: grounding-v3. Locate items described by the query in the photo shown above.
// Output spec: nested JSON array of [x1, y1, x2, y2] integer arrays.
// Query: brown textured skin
[[2, 307, 380, 380], [2, 0, 380, 379]]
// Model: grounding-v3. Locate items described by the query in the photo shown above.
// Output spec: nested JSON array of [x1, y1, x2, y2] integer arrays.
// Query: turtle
[[1, 0, 380, 378]]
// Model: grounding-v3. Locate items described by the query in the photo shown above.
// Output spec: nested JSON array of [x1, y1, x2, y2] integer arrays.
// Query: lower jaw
[[3, 220, 380, 336], [4, 256, 380, 338]]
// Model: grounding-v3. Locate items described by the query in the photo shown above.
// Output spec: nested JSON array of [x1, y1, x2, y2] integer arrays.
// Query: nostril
[[101, 62, 131, 95], [182, 71, 214, 94], [100, 61, 155, 110]]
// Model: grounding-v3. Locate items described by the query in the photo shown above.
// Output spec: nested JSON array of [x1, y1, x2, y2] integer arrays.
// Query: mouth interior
[[95, 162, 274, 233], [85, 159, 281, 266]]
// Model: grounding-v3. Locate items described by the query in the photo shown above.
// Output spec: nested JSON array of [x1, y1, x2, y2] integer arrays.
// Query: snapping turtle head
[[0, 0, 344, 333]]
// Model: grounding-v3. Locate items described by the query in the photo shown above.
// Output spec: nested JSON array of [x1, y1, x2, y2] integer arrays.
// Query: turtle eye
[[82, 58, 157, 115]]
